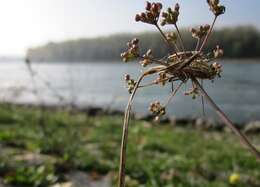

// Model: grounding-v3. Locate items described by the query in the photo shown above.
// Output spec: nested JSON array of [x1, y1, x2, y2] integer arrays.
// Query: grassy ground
[[0, 104, 259, 187]]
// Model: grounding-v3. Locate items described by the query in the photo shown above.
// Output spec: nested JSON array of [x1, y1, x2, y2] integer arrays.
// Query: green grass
[[0, 104, 259, 187]]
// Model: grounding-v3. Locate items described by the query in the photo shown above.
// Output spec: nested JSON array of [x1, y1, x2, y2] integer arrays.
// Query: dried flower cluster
[[124, 74, 136, 93], [118, 1, 260, 187], [120, 38, 139, 62], [161, 3, 179, 26], [191, 25, 210, 39], [135, 2, 162, 24], [207, 0, 225, 16]]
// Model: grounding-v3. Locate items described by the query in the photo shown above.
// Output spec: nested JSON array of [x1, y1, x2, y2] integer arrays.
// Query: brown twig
[[138, 55, 169, 66], [119, 66, 163, 187], [192, 78, 260, 160], [174, 24, 186, 52], [155, 23, 180, 57], [195, 38, 201, 51], [164, 81, 183, 107], [199, 16, 217, 52], [200, 79, 205, 116]]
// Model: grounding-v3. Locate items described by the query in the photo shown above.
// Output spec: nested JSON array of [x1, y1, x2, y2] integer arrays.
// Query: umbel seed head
[[135, 1, 162, 25], [207, 0, 225, 16], [161, 3, 180, 26]]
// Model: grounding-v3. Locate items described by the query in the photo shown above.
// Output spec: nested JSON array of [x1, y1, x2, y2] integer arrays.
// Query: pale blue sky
[[0, 0, 259, 56]]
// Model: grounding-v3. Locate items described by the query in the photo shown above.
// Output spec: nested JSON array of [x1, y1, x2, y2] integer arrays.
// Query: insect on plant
[[119, 1, 260, 187]]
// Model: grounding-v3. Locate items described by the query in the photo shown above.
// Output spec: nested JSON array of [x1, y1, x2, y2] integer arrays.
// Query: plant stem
[[155, 24, 179, 57], [174, 24, 186, 52], [192, 78, 260, 160], [200, 79, 205, 116], [195, 38, 201, 51], [164, 81, 183, 107], [138, 55, 168, 66], [199, 16, 217, 53], [119, 67, 163, 187], [119, 74, 144, 187]]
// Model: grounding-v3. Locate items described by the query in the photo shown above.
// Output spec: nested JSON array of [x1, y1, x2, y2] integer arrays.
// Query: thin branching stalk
[[139, 77, 181, 88], [174, 24, 186, 52], [119, 75, 144, 187], [200, 79, 205, 116], [199, 16, 217, 52], [25, 60, 43, 103], [155, 23, 180, 57], [193, 78, 260, 160], [164, 82, 183, 107], [195, 38, 201, 51], [138, 55, 169, 66], [119, 67, 164, 187]]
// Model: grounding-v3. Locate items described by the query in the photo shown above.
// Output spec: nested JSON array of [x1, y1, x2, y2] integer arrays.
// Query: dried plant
[[119, 1, 260, 187], [25, 58, 66, 103]]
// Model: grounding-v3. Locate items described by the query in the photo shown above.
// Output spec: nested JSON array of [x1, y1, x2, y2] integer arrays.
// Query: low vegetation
[[0, 104, 258, 186]]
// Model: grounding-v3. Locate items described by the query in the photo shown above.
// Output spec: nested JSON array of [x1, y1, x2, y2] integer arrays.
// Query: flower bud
[[167, 7, 172, 14], [161, 20, 166, 26], [174, 3, 180, 11], [140, 12, 147, 21], [207, 0, 225, 16], [145, 1, 152, 10], [156, 2, 162, 10], [151, 3, 158, 12], [204, 24, 210, 30], [146, 12, 154, 19], [140, 59, 150, 67], [135, 14, 141, 22], [149, 101, 166, 118], [213, 45, 224, 58], [131, 38, 139, 45], [124, 74, 130, 81], [162, 12, 168, 18]]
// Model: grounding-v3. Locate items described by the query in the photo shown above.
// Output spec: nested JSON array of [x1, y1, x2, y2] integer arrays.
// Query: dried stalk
[[174, 24, 186, 52], [193, 78, 260, 159], [164, 81, 183, 107], [155, 23, 180, 56], [119, 67, 163, 187], [119, 2, 257, 187], [199, 16, 217, 52]]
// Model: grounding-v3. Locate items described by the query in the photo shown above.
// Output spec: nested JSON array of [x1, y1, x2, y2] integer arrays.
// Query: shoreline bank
[[1, 102, 259, 134]]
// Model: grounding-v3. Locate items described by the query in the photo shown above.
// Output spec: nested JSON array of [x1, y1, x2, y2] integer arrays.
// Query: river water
[[0, 59, 260, 123]]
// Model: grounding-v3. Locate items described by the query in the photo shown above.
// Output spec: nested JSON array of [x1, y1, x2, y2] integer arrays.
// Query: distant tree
[[26, 26, 260, 62]]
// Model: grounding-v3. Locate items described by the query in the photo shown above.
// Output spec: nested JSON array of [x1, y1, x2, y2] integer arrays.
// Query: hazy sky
[[0, 0, 259, 56]]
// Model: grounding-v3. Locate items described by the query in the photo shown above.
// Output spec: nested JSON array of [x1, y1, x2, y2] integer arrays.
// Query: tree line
[[26, 26, 260, 62]]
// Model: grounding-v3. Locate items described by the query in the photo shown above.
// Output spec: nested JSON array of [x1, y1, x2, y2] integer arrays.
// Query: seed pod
[[151, 3, 158, 13], [204, 24, 210, 30], [135, 14, 141, 22], [124, 74, 130, 81], [131, 38, 139, 45], [174, 3, 180, 11], [162, 12, 168, 18], [145, 1, 152, 10], [140, 12, 147, 22], [161, 20, 166, 26], [156, 2, 162, 10], [146, 12, 154, 19], [213, 45, 224, 58]]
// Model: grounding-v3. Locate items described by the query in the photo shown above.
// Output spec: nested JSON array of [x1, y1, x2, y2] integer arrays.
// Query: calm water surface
[[0, 59, 260, 123]]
